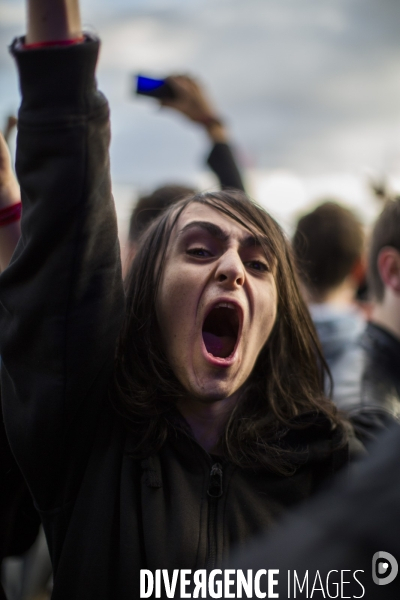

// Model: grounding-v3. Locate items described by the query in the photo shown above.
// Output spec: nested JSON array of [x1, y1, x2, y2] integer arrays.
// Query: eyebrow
[[179, 221, 228, 241], [178, 220, 266, 248]]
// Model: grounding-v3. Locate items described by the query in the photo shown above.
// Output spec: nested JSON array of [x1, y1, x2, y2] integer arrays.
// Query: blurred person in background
[[0, 130, 22, 272], [293, 201, 366, 379], [124, 74, 245, 270], [331, 198, 400, 446], [0, 1, 360, 597], [2, 117, 18, 147]]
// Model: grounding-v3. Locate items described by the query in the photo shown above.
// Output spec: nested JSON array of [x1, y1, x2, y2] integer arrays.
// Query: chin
[[187, 375, 242, 403], [172, 352, 246, 403]]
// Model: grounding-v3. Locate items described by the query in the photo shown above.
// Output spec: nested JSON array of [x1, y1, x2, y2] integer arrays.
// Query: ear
[[377, 247, 400, 295]]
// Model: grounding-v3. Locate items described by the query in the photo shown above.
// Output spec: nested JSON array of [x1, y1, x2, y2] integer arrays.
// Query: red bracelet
[[24, 37, 84, 50], [0, 202, 22, 227]]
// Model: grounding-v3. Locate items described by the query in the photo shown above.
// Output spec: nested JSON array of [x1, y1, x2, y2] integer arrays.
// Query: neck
[[309, 279, 357, 307], [176, 394, 238, 454], [371, 292, 400, 342]]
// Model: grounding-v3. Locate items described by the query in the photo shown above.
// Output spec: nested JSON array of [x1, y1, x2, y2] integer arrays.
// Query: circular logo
[[372, 552, 398, 586]]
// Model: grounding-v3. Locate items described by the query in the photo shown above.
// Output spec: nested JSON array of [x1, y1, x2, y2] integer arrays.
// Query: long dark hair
[[112, 190, 345, 473]]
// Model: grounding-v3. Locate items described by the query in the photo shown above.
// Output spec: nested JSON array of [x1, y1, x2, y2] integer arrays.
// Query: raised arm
[[162, 75, 246, 191], [26, 0, 81, 45], [0, 0, 124, 509]]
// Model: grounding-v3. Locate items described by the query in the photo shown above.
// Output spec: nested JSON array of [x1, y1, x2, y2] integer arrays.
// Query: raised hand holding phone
[[136, 75, 176, 100], [161, 75, 228, 143], [136, 73, 228, 143]]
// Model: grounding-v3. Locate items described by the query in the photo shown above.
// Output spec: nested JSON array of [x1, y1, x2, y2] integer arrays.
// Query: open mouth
[[202, 303, 240, 359]]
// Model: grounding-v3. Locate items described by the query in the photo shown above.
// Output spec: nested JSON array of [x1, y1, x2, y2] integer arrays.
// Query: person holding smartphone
[[161, 74, 245, 191], [135, 73, 245, 192], [1, 1, 359, 598]]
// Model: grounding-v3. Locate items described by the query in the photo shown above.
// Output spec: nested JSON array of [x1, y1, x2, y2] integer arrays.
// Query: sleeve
[[206, 142, 245, 192], [0, 37, 125, 510], [0, 403, 41, 558]]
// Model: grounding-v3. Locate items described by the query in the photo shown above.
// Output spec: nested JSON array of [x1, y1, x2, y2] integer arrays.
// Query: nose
[[215, 249, 245, 288]]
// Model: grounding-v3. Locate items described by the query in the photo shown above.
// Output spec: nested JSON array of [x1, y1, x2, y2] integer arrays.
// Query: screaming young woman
[[0, 1, 357, 598]]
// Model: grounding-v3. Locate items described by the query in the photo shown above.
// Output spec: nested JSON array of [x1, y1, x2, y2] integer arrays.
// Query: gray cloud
[[1, 0, 400, 188]]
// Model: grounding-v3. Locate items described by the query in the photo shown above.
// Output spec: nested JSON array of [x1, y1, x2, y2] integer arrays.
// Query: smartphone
[[135, 75, 176, 100]]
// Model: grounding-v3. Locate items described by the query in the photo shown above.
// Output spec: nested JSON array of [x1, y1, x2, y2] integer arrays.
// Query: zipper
[[206, 462, 223, 570]]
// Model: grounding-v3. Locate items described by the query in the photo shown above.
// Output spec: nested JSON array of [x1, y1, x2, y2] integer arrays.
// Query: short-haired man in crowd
[[293, 201, 366, 383], [332, 198, 400, 445]]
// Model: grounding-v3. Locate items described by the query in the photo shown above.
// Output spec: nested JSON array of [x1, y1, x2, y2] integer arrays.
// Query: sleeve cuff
[[23, 37, 85, 50], [10, 34, 101, 115]]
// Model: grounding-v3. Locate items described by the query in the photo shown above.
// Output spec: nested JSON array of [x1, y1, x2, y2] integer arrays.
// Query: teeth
[[215, 302, 235, 309]]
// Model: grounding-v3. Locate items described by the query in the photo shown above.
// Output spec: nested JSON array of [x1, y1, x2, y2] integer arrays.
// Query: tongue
[[203, 332, 236, 359]]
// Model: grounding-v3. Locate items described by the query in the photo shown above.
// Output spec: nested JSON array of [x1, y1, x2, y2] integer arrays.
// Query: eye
[[187, 247, 212, 258], [245, 260, 269, 272]]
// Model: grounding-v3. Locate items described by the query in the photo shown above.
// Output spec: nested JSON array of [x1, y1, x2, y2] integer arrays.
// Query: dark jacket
[[0, 38, 353, 600], [333, 322, 400, 445], [1, 400, 41, 600], [229, 421, 400, 599], [0, 407, 41, 559]]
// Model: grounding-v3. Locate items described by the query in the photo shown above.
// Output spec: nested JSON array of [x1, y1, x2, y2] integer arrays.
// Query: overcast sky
[[1, 0, 400, 228]]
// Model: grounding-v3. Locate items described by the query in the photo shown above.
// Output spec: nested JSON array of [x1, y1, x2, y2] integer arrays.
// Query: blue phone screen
[[136, 75, 165, 93]]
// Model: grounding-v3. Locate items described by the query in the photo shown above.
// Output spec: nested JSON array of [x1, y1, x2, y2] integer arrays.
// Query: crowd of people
[[0, 1, 399, 599]]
